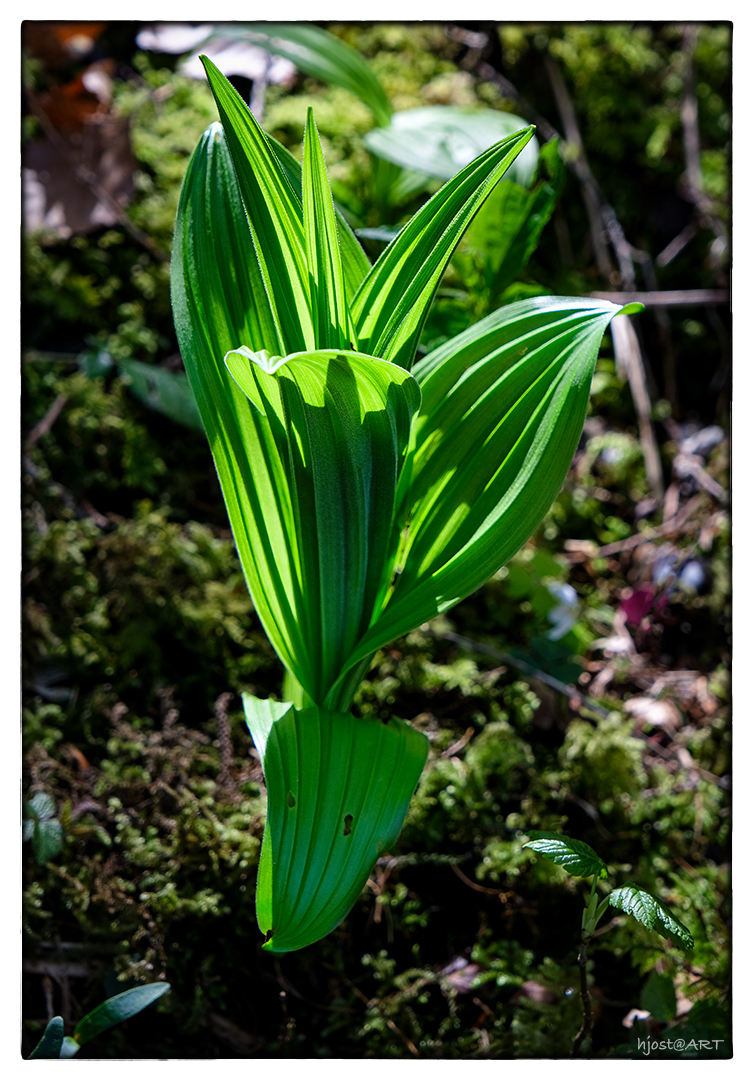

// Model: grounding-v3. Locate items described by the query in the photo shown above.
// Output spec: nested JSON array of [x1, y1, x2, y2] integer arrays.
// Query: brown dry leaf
[[23, 22, 107, 69], [24, 110, 134, 238]]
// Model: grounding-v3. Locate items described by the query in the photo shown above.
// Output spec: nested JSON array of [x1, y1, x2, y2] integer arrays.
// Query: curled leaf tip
[[225, 345, 287, 374]]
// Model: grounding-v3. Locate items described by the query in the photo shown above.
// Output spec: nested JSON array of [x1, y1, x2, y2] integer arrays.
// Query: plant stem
[[571, 935, 593, 1057]]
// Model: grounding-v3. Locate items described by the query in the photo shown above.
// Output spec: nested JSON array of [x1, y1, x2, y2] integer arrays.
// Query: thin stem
[[571, 935, 593, 1056]]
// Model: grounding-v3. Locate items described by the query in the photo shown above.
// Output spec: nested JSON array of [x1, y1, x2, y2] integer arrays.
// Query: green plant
[[27, 983, 170, 1058], [23, 792, 63, 864], [171, 56, 641, 954], [522, 831, 693, 1054]]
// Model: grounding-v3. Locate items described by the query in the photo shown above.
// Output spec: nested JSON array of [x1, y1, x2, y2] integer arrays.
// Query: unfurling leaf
[[223, 345, 420, 708]]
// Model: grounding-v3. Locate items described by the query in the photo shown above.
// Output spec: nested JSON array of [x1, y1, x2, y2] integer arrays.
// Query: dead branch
[[25, 393, 67, 448], [427, 627, 610, 719], [590, 289, 729, 307], [610, 315, 664, 500], [679, 26, 728, 261]]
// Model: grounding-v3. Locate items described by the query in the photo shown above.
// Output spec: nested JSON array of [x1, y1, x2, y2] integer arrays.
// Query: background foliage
[[22, 21, 730, 1058]]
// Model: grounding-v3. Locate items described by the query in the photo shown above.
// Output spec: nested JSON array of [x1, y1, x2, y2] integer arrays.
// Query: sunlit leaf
[[351, 125, 535, 370], [609, 884, 694, 951], [302, 107, 351, 350], [172, 120, 306, 685], [523, 831, 608, 879], [261, 132, 371, 302], [244, 695, 428, 953], [202, 55, 313, 355], [224, 345, 420, 707], [342, 297, 637, 672]]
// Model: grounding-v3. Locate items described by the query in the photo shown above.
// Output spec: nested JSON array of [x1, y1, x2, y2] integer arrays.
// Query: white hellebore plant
[[171, 57, 642, 952]]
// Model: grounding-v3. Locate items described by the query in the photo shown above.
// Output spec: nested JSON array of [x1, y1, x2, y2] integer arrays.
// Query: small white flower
[[545, 582, 579, 640]]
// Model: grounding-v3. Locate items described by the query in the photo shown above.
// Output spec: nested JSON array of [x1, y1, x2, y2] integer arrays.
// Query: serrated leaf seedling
[[522, 830, 693, 1054]]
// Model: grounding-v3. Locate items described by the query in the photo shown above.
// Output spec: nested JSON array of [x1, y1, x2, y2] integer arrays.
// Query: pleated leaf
[[224, 346, 420, 706], [302, 107, 351, 350], [244, 695, 428, 953], [202, 55, 314, 355], [262, 130, 371, 304], [342, 297, 640, 671], [172, 121, 309, 684], [350, 125, 535, 370]]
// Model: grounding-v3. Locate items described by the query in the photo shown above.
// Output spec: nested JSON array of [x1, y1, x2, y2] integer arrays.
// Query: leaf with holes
[[244, 695, 428, 952]]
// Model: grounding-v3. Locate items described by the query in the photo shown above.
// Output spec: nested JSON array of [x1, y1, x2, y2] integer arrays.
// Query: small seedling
[[23, 792, 62, 864], [523, 831, 693, 1054]]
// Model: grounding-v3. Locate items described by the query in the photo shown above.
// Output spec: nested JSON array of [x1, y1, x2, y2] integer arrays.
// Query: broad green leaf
[[172, 120, 280, 357], [351, 126, 536, 370], [73, 983, 171, 1047], [641, 971, 678, 1024], [118, 359, 203, 431], [201, 55, 314, 355], [224, 346, 420, 706], [363, 106, 539, 187], [28, 1016, 64, 1059], [210, 23, 392, 126], [244, 695, 428, 952], [523, 831, 608, 879], [343, 297, 637, 671], [302, 107, 351, 350], [609, 884, 694, 951], [172, 115, 404, 705], [172, 120, 303, 682]]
